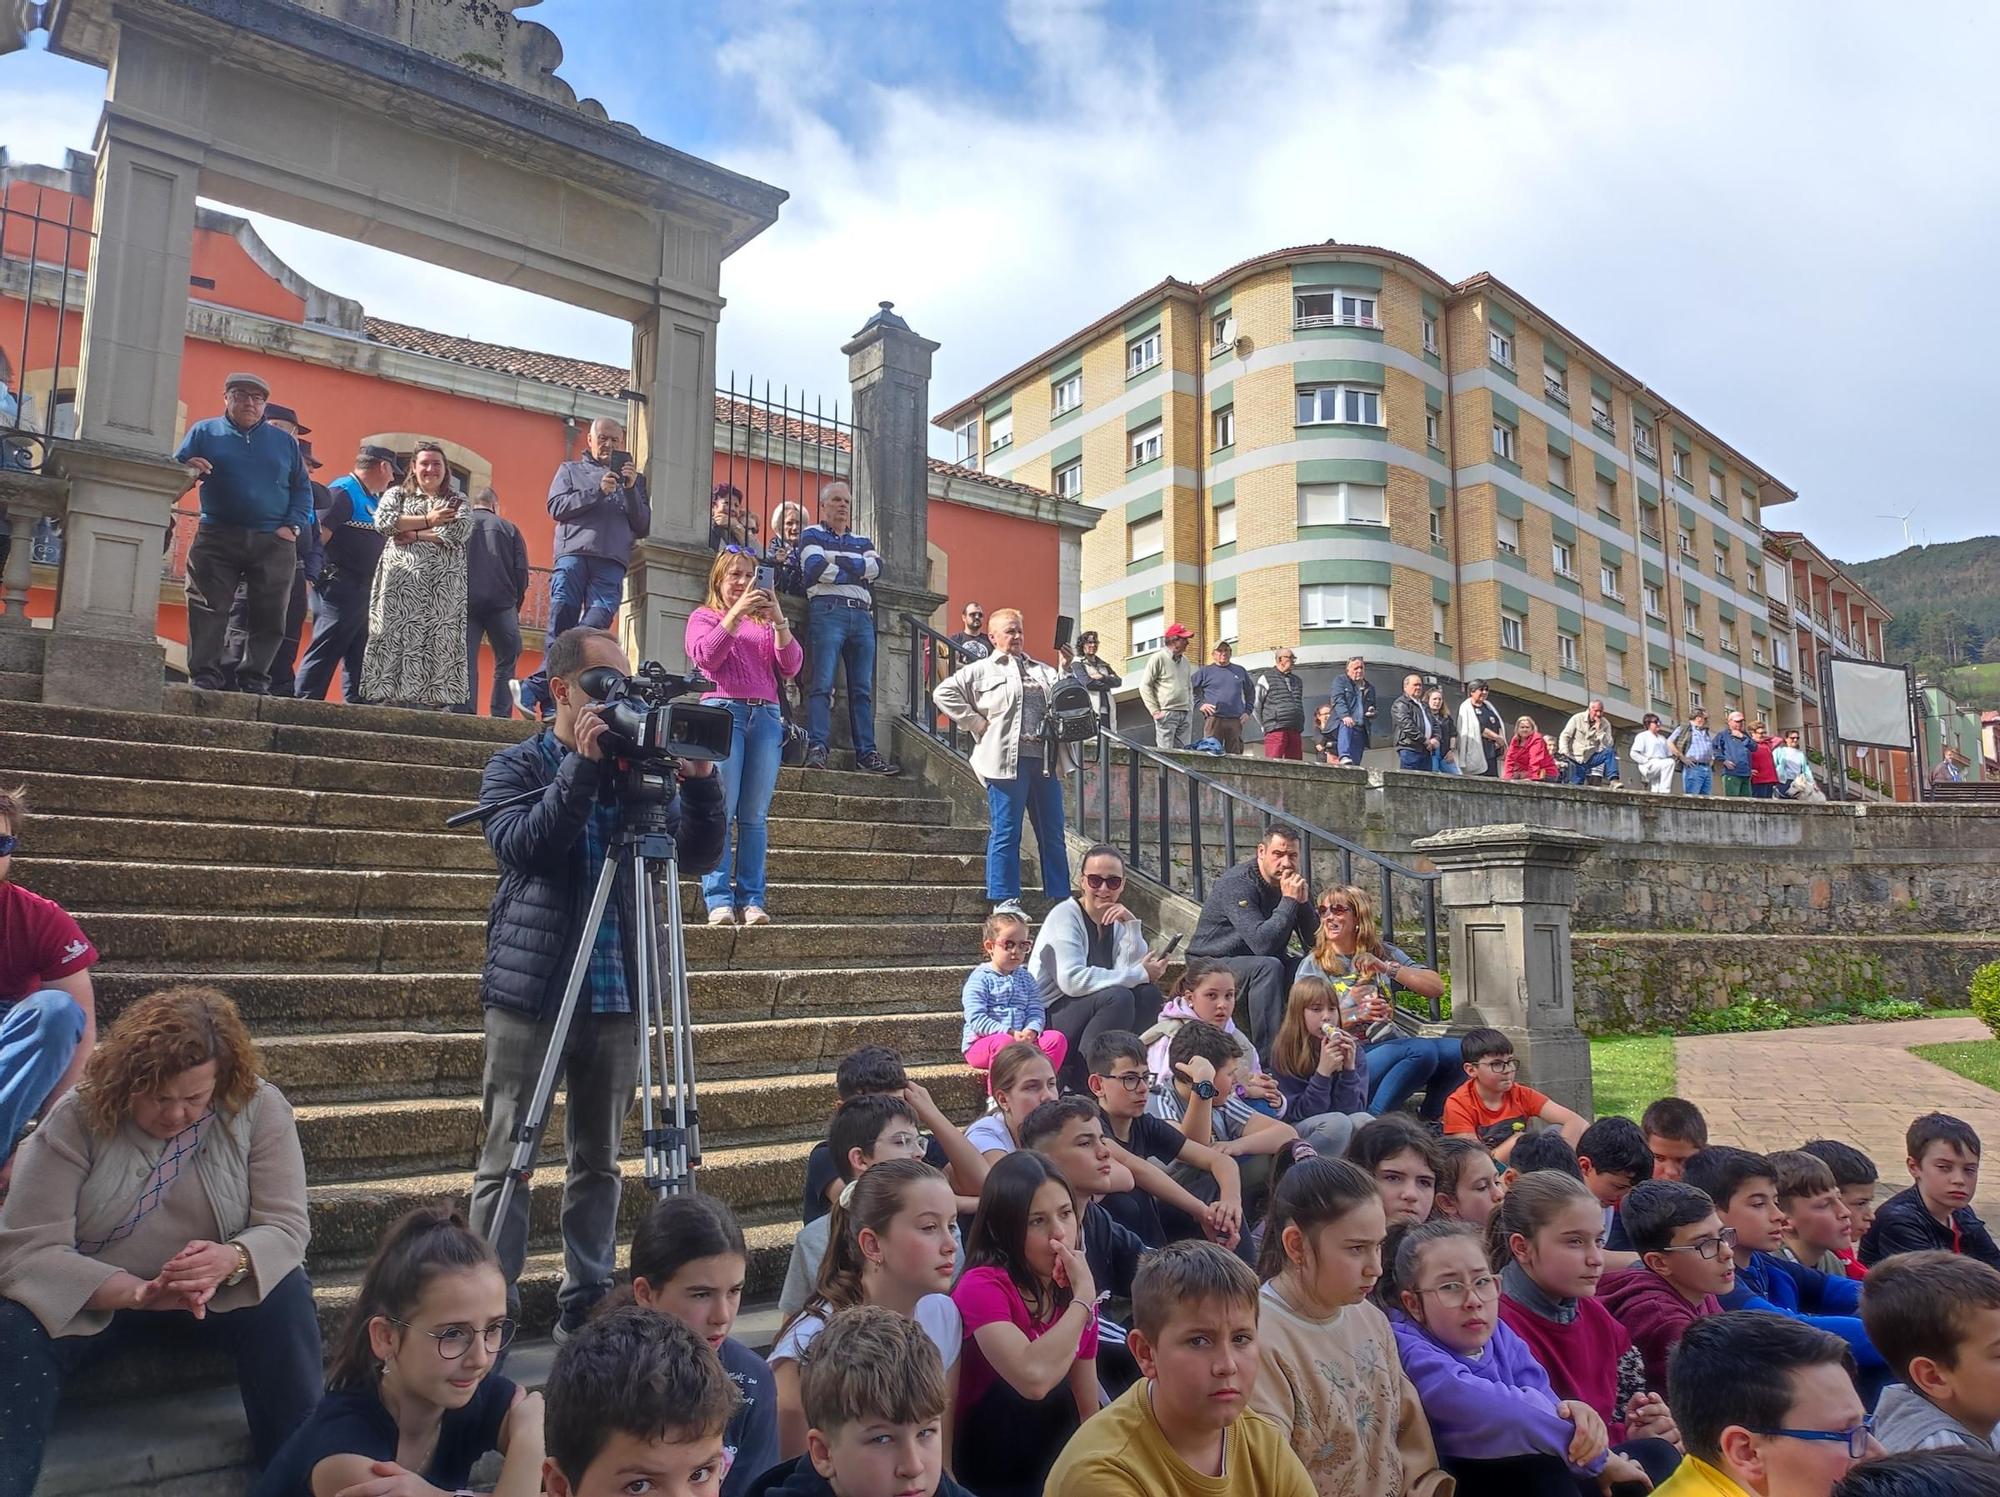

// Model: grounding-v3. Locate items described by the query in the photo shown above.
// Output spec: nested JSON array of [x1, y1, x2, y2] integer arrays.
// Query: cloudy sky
[[6, 0, 1995, 561]]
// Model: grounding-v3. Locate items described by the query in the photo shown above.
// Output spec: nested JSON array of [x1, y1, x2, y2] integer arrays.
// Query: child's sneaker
[[992, 898, 1026, 918]]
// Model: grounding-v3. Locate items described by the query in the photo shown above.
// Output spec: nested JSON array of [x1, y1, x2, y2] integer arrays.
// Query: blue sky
[[5, 0, 1997, 562]]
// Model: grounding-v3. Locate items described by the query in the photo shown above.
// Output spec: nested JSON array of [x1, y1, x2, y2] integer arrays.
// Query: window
[[1751, 637, 1766, 666], [1296, 384, 1383, 426], [1212, 407, 1235, 449], [1131, 610, 1165, 656], [1683, 599, 1701, 635], [1497, 515, 1521, 555], [988, 411, 1013, 453], [1600, 563, 1623, 599], [1552, 539, 1576, 577], [1053, 459, 1082, 501], [1689, 684, 1704, 712], [1489, 328, 1515, 368], [1548, 449, 1571, 491], [1558, 631, 1580, 671], [1433, 600, 1448, 645], [1708, 470, 1724, 503], [1746, 566, 1761, 596], [1713, 549, 1729, 578], [1543, 362, 1569, 405], [1052, 372, 1082, 415], [1672, 447, 1691, 482], [1595, 473, 1618, 515], [1422, 314, 1438, 353], [1590, 393, 1614, 436], [1216, 601, 1238, 644], [1301, 583, 1390, 629], [1214, 503, 1236, 547], [1677, 528, 1694, 558], [1295, 289, 1378, 328], [1776, 638, 1792, 671], [1741, 488, 1758, 522], [1635, 424, 1658, 461], [1129, 420, 1162, 468], [1211, 312, 1235, 352], [1127, 329, 1161, 376], [1298, 482, 1387, 527], [1720, 624, 1737, 654], [952, 417, 980, 466], [1425, 408, 1441, 449], [1724, 695, 1739, 717], [1648, 664, 1667, 701], [1128, 514, 1164, 562], [1606, 649, 1626, 687], [1429, 509, 1445, 548], [1644, 583, 1663, 618], [1491, 421, 1517, 461], [1500, 612, 1525, 652]]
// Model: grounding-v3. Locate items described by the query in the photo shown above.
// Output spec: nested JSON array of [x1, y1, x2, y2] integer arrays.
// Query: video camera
[[577, 662, 734, 764]]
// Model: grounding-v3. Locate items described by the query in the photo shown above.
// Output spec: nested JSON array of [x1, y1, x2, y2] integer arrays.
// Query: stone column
[[844, 304, 944, 729], [1411, 823, 1600, 1114]]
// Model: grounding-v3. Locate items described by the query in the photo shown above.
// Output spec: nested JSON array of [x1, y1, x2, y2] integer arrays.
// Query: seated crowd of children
[[242, 970, 2000, 1497]]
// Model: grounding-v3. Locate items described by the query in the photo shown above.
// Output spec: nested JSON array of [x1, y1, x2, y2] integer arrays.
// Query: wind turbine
[[1875, 503, 1921, 549]]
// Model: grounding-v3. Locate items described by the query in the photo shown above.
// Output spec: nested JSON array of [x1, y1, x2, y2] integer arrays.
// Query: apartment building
[[936, 244, 1796, 742]]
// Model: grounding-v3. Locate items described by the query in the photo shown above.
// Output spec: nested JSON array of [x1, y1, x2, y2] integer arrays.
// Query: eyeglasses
[[0, 835, 16, 857], [720, 543, 758, 556], [1415, 1273, 1501, 1302], [1659, 1226, 1738, 1261], [1317, 903, 1353, 918], [389, 1317, 518, 1359], [1084, 873, 1125, 891], [1744, 1420, 1874, 1459], [992, 940, 1032, 953], [1478, 1058, 1520, 1073], [1103, 1070, 1156, 1092]]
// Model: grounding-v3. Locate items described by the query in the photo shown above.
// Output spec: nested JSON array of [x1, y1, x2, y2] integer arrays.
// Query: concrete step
[[83, 913, 989, 971], [255, 1011, 965, 1101], [93, 963, 978, 1030], [0, 669, 37, 701], [289, 1063, 987, 1177]]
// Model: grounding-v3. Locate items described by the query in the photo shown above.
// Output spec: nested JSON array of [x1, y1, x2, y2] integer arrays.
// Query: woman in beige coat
[[932, 607, 1075, 917], [0, 986, 319, 1493]]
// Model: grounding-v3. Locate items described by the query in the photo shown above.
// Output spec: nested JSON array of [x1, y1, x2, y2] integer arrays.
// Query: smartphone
[[1054, 615, 1075, 653], [754, 564, 776, 596], [607, 451, 633, 472], [1158, 932, 1184, 959]]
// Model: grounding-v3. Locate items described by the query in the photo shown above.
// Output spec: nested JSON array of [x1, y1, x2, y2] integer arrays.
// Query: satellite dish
[[1234, 334, 1255, 358]]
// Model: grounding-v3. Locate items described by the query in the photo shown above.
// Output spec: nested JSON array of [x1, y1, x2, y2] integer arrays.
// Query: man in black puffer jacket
[[467, 624, 726, 1337]]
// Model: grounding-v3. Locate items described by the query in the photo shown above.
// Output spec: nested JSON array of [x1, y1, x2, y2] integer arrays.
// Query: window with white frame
[[1590, 393, 1614, 434], [1214, 503, 1236, 547], [1128, 514, 1164, 562], [1213, 407, 1235, 449], [1558, 631, 1580, 671], [1776, 637, 1792, 671], [1606, 648, 1626, 687], [1129, 420, 1162, 468], [1596, 473, 1617, 514], [1298, 482, 1387, 527], [1643, 582, 1663, 618], [1548, 449, 1571, 491], [1131, 610, 1165, 656], [1426, 409, 1441, 449], [1500, 611, 1525, 652], [1492, 421, 1517, 462], [1489, 328, 1515, 368], [988, 411, 1013, 452], [1648, 664, 1667, 701], [1543, 362, 1569, 404], [1127, 329, 1161, 376], [1724, 695, 1739, 716], [1422, 314, 1438, 353], [1296, 384, 1383, 427], [1497, 515, 1522, 555], [1683, 599, 1701, 635], [1601, 562, 1624, 599], [1553, 539, 1576, 577], [1216, 601, 1238, 644], [1752, 636, 1766, 666], [1300, 583, 1390, 629], [1714, 548, 1729, 578], [1746, 566, 1761, 596], [1689, 683, 1704, 711], [1741, 488, 1758, 521], [1429, 509, 1445, 548], [1211, 312, 1235, 352], [1678, 528, 1694, 558], [953, 417, 980, 466], [1053, 459, 1082, 501], [1051, 372, 1082, 415], [1672, 447, 1691, 482], [1433, 600, 1448, 645], [1720, 624, 1737, 654], [1295, 288, 1378, 328], [1709, 470, 1724, 502]]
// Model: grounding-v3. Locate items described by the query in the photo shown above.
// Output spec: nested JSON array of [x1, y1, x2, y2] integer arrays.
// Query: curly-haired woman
[[0, 986, 320, 1496], [361, 440, 473, 707]]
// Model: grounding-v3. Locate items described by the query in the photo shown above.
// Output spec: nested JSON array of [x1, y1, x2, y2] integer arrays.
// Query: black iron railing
[[713, 373, 866, 558], [901, 615, 1443, 1018], [2, 186, 90, 475]]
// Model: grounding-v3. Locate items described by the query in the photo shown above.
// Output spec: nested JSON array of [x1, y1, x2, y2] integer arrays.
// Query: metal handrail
[[900, 614, 1442, 1017]]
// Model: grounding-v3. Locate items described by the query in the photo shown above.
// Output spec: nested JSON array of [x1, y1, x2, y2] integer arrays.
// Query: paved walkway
[[1675, 1017, 2000, 1216]]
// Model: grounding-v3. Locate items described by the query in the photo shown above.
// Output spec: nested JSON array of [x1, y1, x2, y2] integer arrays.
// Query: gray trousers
[[469, 1006, 638, 1320], [185, 525, 296, 693], [1154, 710, 1191, 750]]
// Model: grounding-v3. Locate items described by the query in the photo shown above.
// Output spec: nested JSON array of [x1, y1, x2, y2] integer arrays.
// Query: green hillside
[[1841, 536, 2000, 689]]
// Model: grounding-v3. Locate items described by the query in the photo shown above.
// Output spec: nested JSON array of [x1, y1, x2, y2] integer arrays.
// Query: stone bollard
[[1412, 822, 1600, 1116]]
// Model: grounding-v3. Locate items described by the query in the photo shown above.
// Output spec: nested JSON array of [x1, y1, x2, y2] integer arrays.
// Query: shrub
[[1973, 961, 2000, 1039]]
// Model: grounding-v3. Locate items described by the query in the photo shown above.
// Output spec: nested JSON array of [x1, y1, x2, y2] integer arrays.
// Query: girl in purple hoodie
[[1388, 1220, 1652, 1496]]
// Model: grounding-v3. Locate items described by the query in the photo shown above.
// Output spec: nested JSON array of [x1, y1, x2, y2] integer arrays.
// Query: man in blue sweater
[[799, 481, 897, 775], [174, 372, 312, 694]]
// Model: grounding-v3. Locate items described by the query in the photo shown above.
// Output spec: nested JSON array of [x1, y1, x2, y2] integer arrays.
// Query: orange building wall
[[928, 495, 1065, 654]]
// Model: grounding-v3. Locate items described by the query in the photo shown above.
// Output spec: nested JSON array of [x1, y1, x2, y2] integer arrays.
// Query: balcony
[[1590, 409, 1615, 438], [1296, 312, 1382, 331], [1634, 431, 1658, 462], [1768, 598, 1793, 629], [1544, 377, 1570, 406], [1772, 666, 1795, 695]]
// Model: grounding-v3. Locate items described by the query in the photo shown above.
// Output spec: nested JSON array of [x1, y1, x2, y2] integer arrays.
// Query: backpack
[[1044, 676, 1101, 746]]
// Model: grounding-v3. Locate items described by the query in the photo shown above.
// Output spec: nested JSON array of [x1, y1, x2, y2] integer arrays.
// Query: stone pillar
[[844, 304, 944, 728], [1411, 823, 1600, 1114]]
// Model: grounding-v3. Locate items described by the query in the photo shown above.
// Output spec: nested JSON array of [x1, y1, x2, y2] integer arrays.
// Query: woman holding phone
[[686, 546, 802, 925], [1025, 844, 1172, 1091], [361, 440, 474, 708]]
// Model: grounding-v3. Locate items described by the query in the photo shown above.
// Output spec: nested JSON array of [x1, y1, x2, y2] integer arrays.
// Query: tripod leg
[[665, 850, 701, 1187]]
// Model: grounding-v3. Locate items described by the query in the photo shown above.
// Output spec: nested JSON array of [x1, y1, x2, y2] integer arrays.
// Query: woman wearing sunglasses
[[1025, 844, 1171, 1092]]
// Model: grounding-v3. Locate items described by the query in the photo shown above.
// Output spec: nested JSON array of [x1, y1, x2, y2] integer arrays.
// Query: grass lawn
[[1911, 1039, 2000, 1093], [1590, 1034, 1677, 1121]]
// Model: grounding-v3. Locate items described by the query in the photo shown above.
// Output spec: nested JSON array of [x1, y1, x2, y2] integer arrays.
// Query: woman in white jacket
[[1026, 844, 1171, 1090], [1631, 711, 1678, 795], [931, 607, 1075, 918]]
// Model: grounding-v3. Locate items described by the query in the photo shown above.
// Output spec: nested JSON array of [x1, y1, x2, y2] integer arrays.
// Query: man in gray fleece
[[1185, 823, 1318, 1054], [1860, 1251, 2000, 1452]]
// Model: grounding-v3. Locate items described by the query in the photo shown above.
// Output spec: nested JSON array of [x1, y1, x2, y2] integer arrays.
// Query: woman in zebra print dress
[[360, 442, 473, 707]]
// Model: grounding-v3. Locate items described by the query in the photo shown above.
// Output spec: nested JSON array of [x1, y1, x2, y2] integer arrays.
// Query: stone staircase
[[4, 692, 996, 1494]]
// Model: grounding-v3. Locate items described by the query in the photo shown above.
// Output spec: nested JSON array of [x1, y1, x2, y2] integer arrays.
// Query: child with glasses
[[961, 911, 1068, 1080], [254, 1204, 543, 1497], [1083, 1030, 1244, 1249], [1600, 1180, 1739, 1391], [1441, 1027, 1587, 1164]]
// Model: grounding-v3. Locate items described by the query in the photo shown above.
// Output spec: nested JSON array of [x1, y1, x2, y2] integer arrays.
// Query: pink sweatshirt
[[684, 606, 802, 701]]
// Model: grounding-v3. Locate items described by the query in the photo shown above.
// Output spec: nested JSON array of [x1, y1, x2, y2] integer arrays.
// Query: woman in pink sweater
[[685, 547, 802, 925]]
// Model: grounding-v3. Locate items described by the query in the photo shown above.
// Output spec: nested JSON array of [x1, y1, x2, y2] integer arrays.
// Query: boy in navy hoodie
[[1859, 1113, 2000, 1270]]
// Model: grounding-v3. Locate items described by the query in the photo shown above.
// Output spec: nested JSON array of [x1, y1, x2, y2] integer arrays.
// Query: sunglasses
[[1318, 903, 1353, 917], [1084, 873, 1124, 891]]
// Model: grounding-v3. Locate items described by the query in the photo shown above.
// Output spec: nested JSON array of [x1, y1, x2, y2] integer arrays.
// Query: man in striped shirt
[[800, 481, 898, 774]]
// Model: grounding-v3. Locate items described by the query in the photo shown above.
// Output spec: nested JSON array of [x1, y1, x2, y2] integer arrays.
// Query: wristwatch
[[1191, 1079, 1218, 1101], [221, 1241, 251, 1289]]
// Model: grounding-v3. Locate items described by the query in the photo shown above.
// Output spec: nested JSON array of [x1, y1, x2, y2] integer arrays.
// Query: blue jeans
[[1336, 722, 1368, 763], [701, 700, 784, 912], [519, 554, 627, 712], [1431, 750, 1461, 774], [1397, 748, 1429, 771], [0, 991, 85, 1163], [985, 762, 1071, 902], [806, 597, 878, 757], [1682, 763, 1713, 795], [1364, 1034, 1465, 1120], [1569, 747, 1620, 784]]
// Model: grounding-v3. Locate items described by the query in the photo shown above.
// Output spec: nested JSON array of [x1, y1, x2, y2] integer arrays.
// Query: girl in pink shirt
[[685, 548, 802, 926]]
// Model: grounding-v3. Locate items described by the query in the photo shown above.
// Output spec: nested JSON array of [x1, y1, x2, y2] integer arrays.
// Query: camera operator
[[467, 625, 725, 1339]]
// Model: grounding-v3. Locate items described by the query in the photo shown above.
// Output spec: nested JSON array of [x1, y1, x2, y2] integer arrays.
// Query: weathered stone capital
[[843, 303, 940, 381], [1411, 822, 1602, 868], [48, 440, 193, 496]]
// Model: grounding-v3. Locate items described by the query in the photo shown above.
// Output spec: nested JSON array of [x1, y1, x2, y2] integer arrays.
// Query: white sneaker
[[508, 679, 526, 716], [707, 907, 736, 926], [991, 898, 1026, 918], [742, 906, 771, 926]]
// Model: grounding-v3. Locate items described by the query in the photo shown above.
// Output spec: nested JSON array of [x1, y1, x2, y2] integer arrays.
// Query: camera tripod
[[450, 761, 704, 1242]]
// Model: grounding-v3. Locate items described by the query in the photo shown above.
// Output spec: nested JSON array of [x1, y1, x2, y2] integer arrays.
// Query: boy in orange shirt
[[1440, 1027, 1586, 1164]]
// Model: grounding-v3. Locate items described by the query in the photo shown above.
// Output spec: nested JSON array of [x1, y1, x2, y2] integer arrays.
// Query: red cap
[[1163, 623, 1193, 640]]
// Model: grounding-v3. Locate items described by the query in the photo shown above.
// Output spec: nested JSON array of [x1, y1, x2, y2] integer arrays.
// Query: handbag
[[777, 687, 809, 768]]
